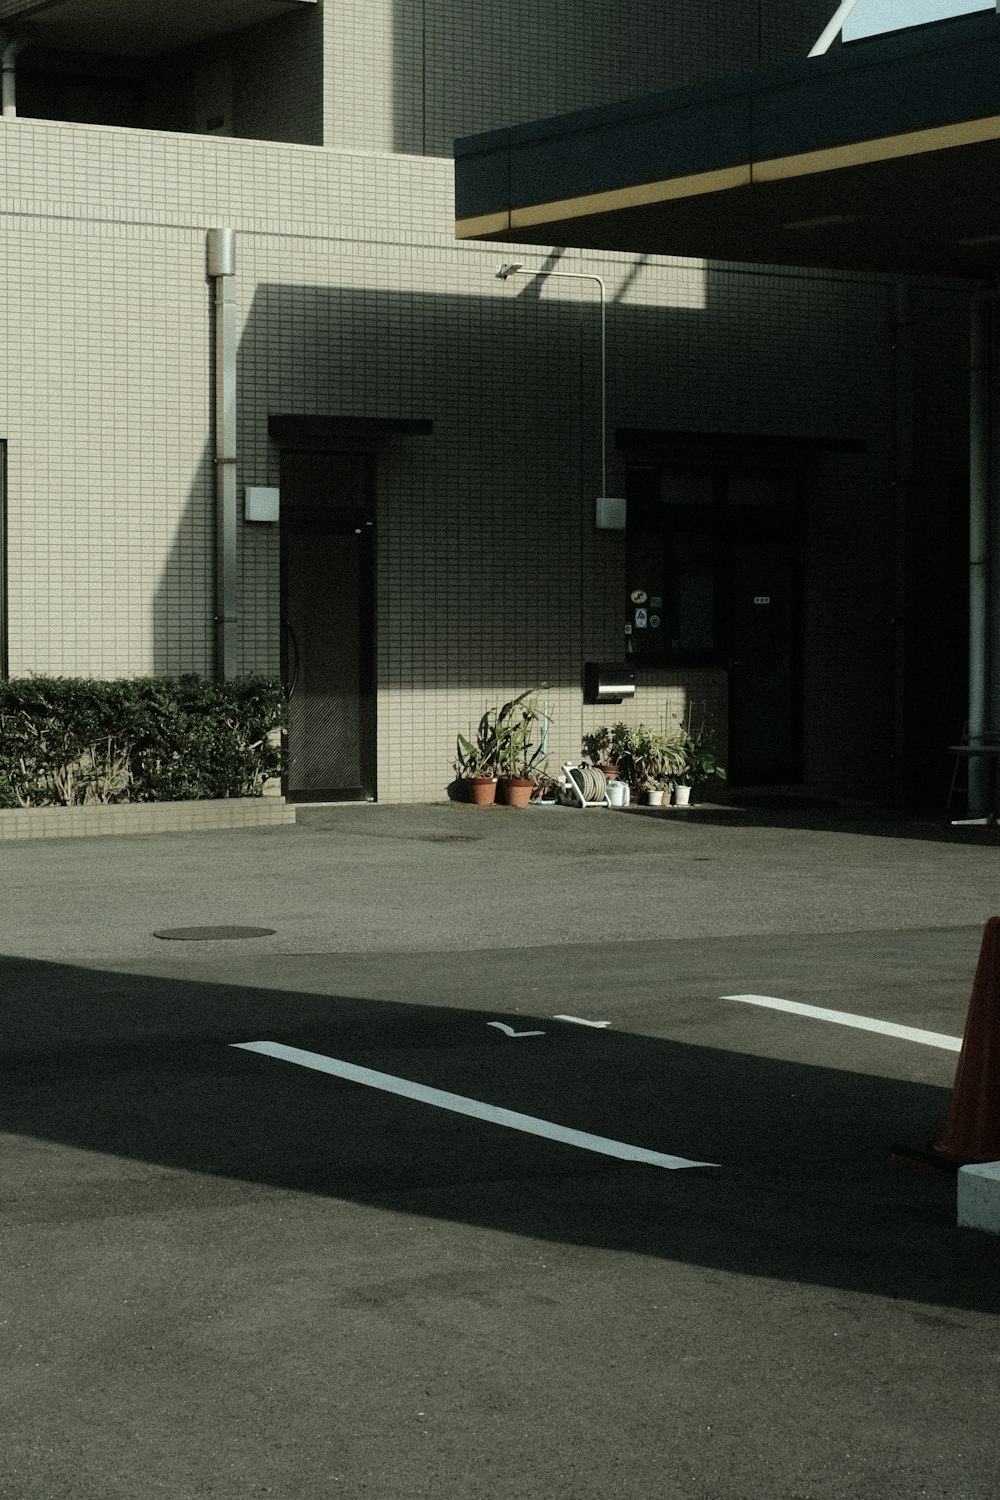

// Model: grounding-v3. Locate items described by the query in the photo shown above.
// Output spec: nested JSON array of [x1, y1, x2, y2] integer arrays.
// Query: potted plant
[[675, 721, 726, 805], [608, 722, 684, 804], [641, 729, 686, 805], [606, 722, 643, 800], [581, 726, 618, 781], [530, 769, 557, 803], [453, 709, 504, 805], [495, 689, 549, 807]]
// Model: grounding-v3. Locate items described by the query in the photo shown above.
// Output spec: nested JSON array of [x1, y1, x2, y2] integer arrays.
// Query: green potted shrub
[[641, 728, 686, 805], [495, 689, 549, 806], [581, 726, 619, 781], [607, 721, 684, 804], [454, 709, 504, 805], [606, 722, 643, 798], [675, 721, 726, 805]]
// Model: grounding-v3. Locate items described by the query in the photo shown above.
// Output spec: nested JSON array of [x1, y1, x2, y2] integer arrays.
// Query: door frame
[[278, 449, 378, 802], [623, 453, 805, 784]]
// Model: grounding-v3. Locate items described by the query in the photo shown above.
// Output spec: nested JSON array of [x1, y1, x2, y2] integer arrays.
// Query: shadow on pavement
[[673, 798, 1000, 846], [3, 953, 997, 1312]]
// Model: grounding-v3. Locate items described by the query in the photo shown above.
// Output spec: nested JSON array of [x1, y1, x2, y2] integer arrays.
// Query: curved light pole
[[495, 261, 610, 501]]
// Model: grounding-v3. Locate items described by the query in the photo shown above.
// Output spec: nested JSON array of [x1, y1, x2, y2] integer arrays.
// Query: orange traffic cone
[[934, 915, 1000, 1164]]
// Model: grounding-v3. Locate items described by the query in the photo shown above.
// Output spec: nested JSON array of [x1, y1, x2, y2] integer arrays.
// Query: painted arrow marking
[[232, 1040, 716, 1171], [553, 1015, 611, 1028], [722, 994, 962, 1051], [487, 1021, 546, 1038]]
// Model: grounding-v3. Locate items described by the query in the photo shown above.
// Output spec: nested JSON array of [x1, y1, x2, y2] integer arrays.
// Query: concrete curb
[[0, 798, 296, 842], [958, 1161, 1000, 1233]]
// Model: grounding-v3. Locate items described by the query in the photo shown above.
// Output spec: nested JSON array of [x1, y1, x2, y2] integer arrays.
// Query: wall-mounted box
[[595, 495, 626, 530], [584, 662, 636, 704], [245, 486, 279, 523]]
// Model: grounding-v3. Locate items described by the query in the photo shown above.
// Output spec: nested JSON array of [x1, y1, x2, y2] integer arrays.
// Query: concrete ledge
[[957, 1161, 1000, 1233], [0, 798, 296, 842]]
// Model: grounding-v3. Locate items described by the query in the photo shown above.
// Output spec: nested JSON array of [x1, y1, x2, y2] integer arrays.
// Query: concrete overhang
[[454, 12, 1000, 280], [0, 0, 316, 58]]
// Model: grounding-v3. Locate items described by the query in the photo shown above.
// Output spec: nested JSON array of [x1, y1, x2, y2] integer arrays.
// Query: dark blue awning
[[454, 13, 1000, 278]]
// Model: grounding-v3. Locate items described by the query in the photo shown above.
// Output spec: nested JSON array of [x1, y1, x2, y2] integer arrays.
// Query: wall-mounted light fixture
[[245, 486, 280, 523]]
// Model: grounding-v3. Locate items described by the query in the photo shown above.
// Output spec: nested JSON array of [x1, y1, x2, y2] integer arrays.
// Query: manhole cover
[[153, 925, 276, 941]]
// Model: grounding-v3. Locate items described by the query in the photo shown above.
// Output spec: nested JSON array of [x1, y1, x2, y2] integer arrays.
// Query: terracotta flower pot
[[498, 776, 534, 807], [467, 776, 497, 806]]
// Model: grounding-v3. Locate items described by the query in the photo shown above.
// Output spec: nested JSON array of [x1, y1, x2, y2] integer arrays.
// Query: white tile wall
[[0, 3, 972, 802]]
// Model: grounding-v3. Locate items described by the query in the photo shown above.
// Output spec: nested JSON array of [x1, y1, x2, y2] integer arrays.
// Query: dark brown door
[[726, 470, 801, 784], [728, 537, 799, 783], [280, 453, 376, 801]]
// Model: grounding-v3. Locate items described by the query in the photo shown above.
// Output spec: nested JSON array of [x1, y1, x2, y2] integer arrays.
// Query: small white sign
[[635, 608, 648, 629], [754, 595, 771, 605]]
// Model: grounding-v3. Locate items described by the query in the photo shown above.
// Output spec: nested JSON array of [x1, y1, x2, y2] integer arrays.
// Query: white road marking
[[232, 1040, 716, 1170], [487, 1022, 546, 1038], [553, 1015, 611, 1028], [721, 993, 962, 1052]]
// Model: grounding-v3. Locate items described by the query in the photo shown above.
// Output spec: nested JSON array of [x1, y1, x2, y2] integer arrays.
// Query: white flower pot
[[646, 788, 665, 806], [606, 779, 629, 808], [673, 784, 692, 806]]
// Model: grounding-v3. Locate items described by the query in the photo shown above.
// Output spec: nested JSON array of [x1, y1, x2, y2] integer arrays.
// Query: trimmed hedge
[[0, 675, 284, 808]]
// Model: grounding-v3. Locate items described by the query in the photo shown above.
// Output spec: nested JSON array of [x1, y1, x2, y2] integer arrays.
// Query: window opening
[[842, 0, 992, 43]]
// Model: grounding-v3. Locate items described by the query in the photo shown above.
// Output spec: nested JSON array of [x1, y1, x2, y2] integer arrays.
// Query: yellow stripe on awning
[[754, 112, 1000, 181], [454, 209, 512, 239], [455, 113, 1000, 240]]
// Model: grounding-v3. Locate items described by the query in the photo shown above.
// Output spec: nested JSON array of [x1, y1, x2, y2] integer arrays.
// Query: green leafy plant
[[454, 709, 504, 779], [674, 709, 727, 787], [454, 689, 550, 783], [606, 721, 685, 790], [0, 675, 284, 808], [581, 726, 613, 765], [677, 733, 727, 787], [495, 689, 549, 781]]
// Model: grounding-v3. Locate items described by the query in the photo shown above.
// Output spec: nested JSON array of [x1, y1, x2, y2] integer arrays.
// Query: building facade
[[0, 1, 973, 802]]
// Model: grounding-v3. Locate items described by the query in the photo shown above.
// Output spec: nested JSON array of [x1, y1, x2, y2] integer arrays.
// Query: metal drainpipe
[[207, 228, 238, 680], [890, 284, 913, 794], [1, 38, 26, 118], [967, 289, 992, 814], [989, 285, 1000, 736]]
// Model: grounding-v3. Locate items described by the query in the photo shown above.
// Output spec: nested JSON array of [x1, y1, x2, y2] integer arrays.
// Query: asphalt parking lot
[[3, 800, 1000, 1499]]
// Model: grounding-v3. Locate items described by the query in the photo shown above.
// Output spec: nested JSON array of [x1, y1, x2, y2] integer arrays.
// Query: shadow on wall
[[151, 263, 969, 801], [388, 0, 839, 159], [2, 949, 994, 1313]]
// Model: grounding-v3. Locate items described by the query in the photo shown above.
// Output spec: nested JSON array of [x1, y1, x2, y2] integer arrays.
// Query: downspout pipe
[[988, 285, 1000, 734], [1, 37, 26, 118], [891, 284, 913, 791], [967, 289, 992, 814], [207, 228, 238, 680]]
